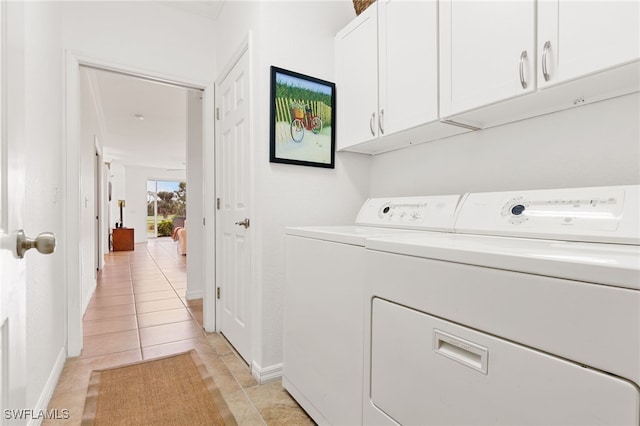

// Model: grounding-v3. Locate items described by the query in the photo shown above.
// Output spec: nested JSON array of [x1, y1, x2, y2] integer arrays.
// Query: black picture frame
[[269, 66, 336, 168]]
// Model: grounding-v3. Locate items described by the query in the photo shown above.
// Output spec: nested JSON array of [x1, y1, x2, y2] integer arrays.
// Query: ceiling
[[82, 66, 197, 171]]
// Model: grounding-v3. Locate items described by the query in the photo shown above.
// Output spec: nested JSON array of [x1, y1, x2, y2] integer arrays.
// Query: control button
[[382, 206, 390, 214], [511, 204, 526, 216]]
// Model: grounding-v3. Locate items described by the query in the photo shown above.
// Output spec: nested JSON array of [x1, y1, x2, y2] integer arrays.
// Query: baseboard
[[185, 289, 204, 300], [28, 347, 67, 426], [251, 361, 283, 384]]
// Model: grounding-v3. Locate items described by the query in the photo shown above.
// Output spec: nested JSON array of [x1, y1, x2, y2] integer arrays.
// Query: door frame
[[64, 51, 217, 356], [95, 138, 104, 272]]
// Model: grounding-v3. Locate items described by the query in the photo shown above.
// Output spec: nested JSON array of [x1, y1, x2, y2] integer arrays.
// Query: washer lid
[[365, 232, 640, 290], [285, 226, 427, 246]]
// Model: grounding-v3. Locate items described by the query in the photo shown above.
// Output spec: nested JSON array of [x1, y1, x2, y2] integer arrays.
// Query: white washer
[[363, 185, 640, 425], [283, 195, 463, 425]]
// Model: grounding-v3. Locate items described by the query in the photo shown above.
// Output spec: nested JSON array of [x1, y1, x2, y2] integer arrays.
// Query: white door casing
[[0, 0, 28, 414], [216, 49, 252, 363]]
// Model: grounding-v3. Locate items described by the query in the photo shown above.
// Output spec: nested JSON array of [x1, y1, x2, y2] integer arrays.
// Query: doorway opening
[[66, 55, 214, 358], [147, 180, 186, 239]]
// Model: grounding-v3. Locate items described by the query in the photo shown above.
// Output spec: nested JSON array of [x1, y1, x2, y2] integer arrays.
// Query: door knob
[[16, 230, 56, 259], [234, 218, 250, 229]]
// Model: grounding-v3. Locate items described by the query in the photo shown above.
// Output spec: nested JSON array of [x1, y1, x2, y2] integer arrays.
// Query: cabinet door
[[538, 0, 640, 88], [440, 0, 536, 117], [379, 0, 438, 136], [335, 4, 379, 150]]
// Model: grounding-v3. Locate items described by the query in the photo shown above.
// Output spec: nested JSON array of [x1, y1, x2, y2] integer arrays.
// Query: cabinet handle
[[369, 112, 376, 136], [542, 40, 551, 81], [519, 50, 528, 89], [378, 109, 385, 134]]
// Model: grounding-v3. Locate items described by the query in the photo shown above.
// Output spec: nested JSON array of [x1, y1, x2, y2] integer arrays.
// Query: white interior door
[[0, 0, 27, 414], [216, 50, 252, 363]]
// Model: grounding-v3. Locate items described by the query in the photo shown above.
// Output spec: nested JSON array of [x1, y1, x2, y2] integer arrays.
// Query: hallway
[[45, 238, 313, 425]]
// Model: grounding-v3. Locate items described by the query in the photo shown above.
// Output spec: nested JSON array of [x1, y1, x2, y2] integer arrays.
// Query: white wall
[[186, 90, 204, 299], [22, 0, 66, 411], [124, 165, 186, 244], [256, 1, 370, 370], [370, 93, 640, 196], [216, 1, 371, 371], [61, 1, 217, 84], [215, 1, 260, 71], [109, 162, 127, 232]]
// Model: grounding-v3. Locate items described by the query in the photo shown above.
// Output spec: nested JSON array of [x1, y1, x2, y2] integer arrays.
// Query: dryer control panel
[[456, 185, 640, 244], [356, 195, 462, 231]]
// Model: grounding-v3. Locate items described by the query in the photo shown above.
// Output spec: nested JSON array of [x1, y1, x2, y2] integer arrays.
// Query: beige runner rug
[[82, 350, 237, 426]]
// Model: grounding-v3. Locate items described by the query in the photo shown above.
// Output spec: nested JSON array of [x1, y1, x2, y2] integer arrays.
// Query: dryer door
[[369, 298, 639, 425]]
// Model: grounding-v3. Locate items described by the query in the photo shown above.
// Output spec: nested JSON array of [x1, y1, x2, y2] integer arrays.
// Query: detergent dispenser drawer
[[370, 298, 639, 425]]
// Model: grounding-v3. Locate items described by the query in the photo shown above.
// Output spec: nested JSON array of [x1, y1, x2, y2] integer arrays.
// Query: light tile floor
[[45, 238, 314, 425]]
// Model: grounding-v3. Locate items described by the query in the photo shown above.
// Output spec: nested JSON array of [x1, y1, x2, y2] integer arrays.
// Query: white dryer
[[283, 194, 463, 425], [363, 185, 640, 425]]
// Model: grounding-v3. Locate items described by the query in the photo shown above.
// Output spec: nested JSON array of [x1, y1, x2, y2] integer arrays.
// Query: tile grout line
[[144, 239, 200, 327], [128, 250, 144, 360]]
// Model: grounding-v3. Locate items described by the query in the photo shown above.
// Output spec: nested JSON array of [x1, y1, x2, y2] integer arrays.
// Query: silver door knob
[[16, 230, 56, 259], [234, 218, 250, 229]]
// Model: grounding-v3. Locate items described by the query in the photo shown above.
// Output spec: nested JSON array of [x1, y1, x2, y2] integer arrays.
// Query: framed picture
[[270, 66, 336, 168]]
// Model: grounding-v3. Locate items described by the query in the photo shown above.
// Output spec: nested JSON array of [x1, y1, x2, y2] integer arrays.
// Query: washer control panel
[[500, 194, 621, 230], [356, 195, 462, 231], [456, 185, 639, 244]]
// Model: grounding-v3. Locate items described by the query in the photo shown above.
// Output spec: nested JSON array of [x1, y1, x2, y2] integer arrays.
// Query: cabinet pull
[[542, 41, 551, 81], [369, 112, 376, 136], [519, 50, 528, 89], [378, 109, 385, 134]]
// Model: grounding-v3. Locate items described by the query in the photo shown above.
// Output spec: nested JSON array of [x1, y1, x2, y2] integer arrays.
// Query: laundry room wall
[[370, 93, 640, 196], [215, 1, 371, 373], [60, 1, 217, 84], [255, 0, 371, 372]]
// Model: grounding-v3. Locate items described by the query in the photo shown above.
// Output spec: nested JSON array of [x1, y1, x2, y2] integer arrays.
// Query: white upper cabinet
[[335, 0, 468, 154], [335, 5, 379, 150], [439, 0, 537, 117], [537, 1, 640, 88], [378, 0, 439, 136], [440, 0, 639, 129]]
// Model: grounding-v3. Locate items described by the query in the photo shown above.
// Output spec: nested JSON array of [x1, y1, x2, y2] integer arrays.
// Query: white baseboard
[[185, 289, 204, 300], [251, 361, 283, 384], [28, 347, 67, 426]]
